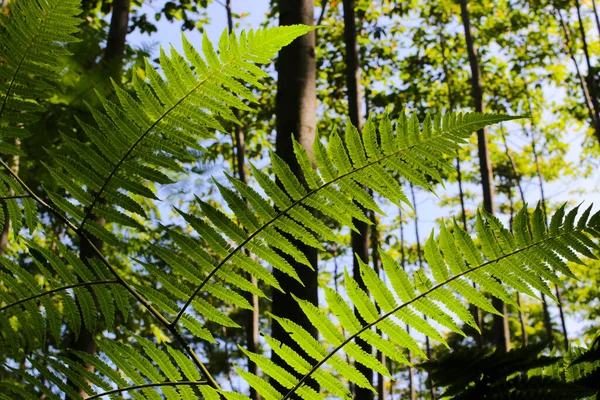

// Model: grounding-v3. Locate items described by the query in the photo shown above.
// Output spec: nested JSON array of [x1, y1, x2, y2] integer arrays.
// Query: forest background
[[1, 0, 600, 398]]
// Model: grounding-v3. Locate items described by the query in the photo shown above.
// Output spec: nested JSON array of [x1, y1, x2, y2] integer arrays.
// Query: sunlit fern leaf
[[39, 25, 316, 247], [168, 112, 518, 331], [238, 204, 600, 398]]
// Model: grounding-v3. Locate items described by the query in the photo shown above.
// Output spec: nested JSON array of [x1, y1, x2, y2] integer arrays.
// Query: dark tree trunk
[[225, 2, 260, 398], [500, 130, 529, 347], [398, 208, 416, 400], [342, 0, 373, 398], [343, 0, 373, 400], [105, 0, 130, 78], [369, 212, 386, 400], [439, 29, 484, 348], [69, 1, 130, 398], [554, 6, 600, 146], [272, 0, 318, 396], [575, 0, 600, 148], [459, 0, 510, 354], [592, 0, 600, 39]]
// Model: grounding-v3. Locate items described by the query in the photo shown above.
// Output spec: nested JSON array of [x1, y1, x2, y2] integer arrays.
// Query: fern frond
[[0, 0, 80, 238], [40, 25, 315, 247], [0, 239, 127, 353], [0, 0, 81, 141], [172, 111, 519, 328], [236, 204, 599, 398], [13, 338, 209, 399]]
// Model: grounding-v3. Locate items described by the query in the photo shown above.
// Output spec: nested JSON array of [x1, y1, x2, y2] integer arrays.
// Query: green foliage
[[0, 0, 81, 236], [422, 338, 600, 399], [0, 1, 599, 399]]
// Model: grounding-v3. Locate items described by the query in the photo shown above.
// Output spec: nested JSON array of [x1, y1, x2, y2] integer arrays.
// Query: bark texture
[[342, 0, 374, 398], [272, 0, 318, 396]]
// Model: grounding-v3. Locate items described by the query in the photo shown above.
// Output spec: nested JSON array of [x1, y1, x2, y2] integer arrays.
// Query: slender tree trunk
[[369, 210, 386, 400], [500, 129, 528, 347], [365, 86, 386, 400], [525, 112, 569, 350], [574, 0, 600, 146], [592, 0, 600, 39], [342, 1, 373, 398], [272, 1, 318, 396], [439, 28, 484, 348], [398, 208, 416, 400], [555, 286, 569, 351], [69, 2, 130, 398], [459, 0, 510, 354], [225, 1, 259, 398], [554, 5, 600, 146], [105, 0, 130, 80], [410, 184, 436, 400]]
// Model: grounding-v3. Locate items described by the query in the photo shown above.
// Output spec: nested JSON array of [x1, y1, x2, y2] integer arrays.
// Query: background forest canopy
[[1, 0, 600, 399]]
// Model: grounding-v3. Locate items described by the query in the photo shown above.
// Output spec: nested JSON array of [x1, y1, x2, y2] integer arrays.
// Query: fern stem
[[172, 117, 509, 325], [87, 380, 208, 399], [167, 324, 222, 390], [0, 280, 118, 312], [281, 227, 584, 400]]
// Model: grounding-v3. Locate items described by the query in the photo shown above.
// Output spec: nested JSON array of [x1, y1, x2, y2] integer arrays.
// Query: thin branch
[[171, 116, 512, 325], [316, 0, 328, 26], [282, 225, 585, 400], [553, 4, 600, 144], [87, 380, 208, 399], [0, 280, 118, 312]]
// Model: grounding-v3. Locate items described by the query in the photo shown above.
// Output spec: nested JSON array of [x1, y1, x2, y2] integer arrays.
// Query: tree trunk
[[342, 0, 373, 398], [522, 87, 571, 350], [592, 0, 600, 40], [574, 0, 600, 146], [105, 0, 130, 79], [554, 5, 600, 146], [369, 211, 386, 400], [500, 128, 529, 347], [410, 184, 436, 400], [272, 0, 318, 396], [69, 1, 130, 398], [398, 208, 416, 400], [439, 29, 484, 348], [459, 0, 510, 354], [225, 2, 260, 398]]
